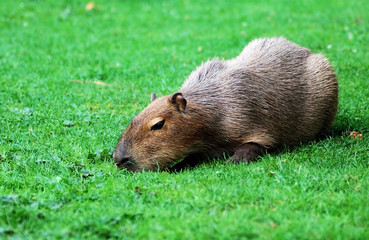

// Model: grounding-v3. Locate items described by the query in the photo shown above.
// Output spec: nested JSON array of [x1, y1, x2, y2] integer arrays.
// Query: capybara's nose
[[113, 149, 134, 169], [116, 158, 129, 168], [113, 149, 126, 163]]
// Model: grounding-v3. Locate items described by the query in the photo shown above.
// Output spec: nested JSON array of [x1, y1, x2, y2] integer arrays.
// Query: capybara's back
[[181, 37, 338, 149]]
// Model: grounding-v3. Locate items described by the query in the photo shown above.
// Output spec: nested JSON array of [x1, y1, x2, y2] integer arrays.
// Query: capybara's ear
[[151, 93, 157, 102], [169, 92, 187, 112]]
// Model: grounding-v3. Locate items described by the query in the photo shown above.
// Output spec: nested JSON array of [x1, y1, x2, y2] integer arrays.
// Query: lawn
[[0, 0, 368, 239]]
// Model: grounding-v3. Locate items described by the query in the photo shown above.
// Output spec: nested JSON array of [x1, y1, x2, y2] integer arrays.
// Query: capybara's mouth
[[115, 160, 139, 172]]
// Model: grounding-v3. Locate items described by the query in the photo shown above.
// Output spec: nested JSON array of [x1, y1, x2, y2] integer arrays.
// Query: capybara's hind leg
[[228, 143, 265, 164]]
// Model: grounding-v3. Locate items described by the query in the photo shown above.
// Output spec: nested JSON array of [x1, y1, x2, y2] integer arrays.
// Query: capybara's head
[[113, 92, 206, 171]]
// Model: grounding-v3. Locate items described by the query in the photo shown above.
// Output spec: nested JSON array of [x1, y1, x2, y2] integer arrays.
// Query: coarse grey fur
[[180, 37, 337, 149], [113, 37, 338, 171]]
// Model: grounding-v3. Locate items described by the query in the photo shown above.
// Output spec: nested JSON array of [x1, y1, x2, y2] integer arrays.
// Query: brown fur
[[113, 37, 338, 171]]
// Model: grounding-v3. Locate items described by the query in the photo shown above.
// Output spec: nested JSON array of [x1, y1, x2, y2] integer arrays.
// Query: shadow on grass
[[167, 155, 212, 173]]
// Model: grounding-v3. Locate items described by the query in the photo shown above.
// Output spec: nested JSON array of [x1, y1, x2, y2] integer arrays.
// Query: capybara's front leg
[[228, 143, 265, 164]]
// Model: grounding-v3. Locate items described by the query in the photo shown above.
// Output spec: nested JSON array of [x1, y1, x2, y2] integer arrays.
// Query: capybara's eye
[[150, 120, 165, 131]]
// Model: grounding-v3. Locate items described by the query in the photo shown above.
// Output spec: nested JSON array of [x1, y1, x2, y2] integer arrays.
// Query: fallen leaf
[[85, 2, 95, 11], [93, 80, 106, 86], [69, 79, 83, 83], [348, 131, 363, 139], [69, 79, 121, 89]]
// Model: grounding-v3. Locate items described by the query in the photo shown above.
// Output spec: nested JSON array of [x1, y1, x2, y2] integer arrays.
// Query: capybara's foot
[[228, 143, 264, 164]]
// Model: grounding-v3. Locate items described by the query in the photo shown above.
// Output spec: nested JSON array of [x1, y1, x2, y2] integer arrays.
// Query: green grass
[[1, 0, 368, 239]]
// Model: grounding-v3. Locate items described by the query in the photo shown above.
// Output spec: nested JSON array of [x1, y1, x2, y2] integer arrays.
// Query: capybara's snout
[[113, 142, 137, 171]]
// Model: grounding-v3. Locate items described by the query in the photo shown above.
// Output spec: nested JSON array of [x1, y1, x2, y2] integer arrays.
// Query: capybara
[[113, 37, 338, 171]]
